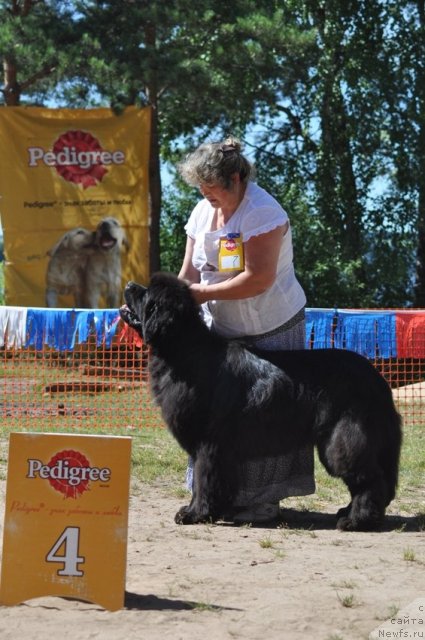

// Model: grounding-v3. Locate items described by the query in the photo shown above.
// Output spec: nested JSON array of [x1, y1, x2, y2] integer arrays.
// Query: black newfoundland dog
[[120, 273, 402, 531]]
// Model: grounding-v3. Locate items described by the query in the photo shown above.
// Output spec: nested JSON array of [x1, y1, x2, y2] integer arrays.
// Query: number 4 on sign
[[0, 432, 132, 611], [46, 527, 85, 577]]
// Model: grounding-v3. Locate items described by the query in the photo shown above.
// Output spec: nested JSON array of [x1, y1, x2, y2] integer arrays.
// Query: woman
[[178, 136, 315, 523]]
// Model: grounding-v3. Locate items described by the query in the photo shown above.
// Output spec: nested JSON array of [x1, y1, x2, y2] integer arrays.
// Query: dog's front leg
[[175, 443, 227, 524]]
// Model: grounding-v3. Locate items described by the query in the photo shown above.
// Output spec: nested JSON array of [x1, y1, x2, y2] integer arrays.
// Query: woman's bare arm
[[178, 236, 200, 284], [188, 222, 288, 304]]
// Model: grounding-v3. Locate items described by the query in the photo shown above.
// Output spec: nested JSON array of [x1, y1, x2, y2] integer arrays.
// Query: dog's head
[[47, 228, 95, 257], [120, 281, 147, 337], [95, 217, 129, 252], [120, 273, 202, 345]]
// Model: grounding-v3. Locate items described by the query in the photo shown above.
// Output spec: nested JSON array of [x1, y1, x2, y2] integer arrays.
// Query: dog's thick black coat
[[120, 273, 402, 531]]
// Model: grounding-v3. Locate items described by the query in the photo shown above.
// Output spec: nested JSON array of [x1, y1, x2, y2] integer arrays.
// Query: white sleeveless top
[[184, 181, 306, 338]]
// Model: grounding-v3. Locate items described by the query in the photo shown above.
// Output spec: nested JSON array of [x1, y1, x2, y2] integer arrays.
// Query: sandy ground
[[0, 476, 423, 640]]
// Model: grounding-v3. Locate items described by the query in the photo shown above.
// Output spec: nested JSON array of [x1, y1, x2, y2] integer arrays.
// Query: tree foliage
[[0, 0, 424, 307], [0, 1, 82, 105], [235, 0, 420, 306]]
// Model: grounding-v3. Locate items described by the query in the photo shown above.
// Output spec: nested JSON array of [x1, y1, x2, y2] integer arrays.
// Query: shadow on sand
[[124, 591, 242, 612], [243, 507, 423, 532]]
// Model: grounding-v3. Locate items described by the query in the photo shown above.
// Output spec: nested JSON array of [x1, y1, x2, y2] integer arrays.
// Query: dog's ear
[[142, 275, 199, 344], [143, 300, 170, 344], [47, 232, 69, 257]]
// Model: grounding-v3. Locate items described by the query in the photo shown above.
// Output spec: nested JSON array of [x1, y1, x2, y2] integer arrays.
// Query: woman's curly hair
[[178, 136, 255, 189]]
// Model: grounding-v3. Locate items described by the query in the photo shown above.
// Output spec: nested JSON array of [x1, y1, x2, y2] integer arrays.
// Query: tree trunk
[[332, 83, 363, 260], [414, 0, 425, 305], [3, 57, 20, 105], [317, 75, 337, 219], [148, 100, 162, 275], [144, 19, 162, 276]]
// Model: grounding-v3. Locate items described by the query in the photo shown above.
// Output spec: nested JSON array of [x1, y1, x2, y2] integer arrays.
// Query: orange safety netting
[[0, 307, 424, 431], [0, 316, 159, 432]]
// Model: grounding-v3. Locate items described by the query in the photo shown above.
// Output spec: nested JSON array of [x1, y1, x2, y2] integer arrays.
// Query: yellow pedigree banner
[[0, 106, 151, 307], [0, 432, 132, 611]]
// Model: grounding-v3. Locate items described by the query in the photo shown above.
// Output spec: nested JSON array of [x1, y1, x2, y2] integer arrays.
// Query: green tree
[[242, 0, 417, 306], [160, 185, 198, 274], [0, 1, 79, 106], [2, 0, 283, 274], [384, 0, 425, 305], [0, 0, 422, 307], [66, 0, 288, 273]]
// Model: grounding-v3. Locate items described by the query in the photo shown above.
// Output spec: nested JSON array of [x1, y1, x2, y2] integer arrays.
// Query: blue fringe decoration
[[305, 309, 337, 348], [334, 311, 397, 359], [21, 306, 397, 357], [305, 309, 397, 358], [25, 308, 120, 351]]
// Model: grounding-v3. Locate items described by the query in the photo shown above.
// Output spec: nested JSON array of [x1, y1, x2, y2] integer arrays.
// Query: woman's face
[[198, 176, 239, 209]]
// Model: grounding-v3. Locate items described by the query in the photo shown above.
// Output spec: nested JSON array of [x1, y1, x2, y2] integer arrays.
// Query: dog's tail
[[380, 403, 403, 506]]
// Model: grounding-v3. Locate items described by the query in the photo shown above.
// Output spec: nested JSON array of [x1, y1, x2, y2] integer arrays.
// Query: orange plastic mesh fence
[[0, 335, 161, 432], [0, 308, 424, 432]]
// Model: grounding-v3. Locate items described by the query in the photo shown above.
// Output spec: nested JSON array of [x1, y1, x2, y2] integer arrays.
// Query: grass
[[0, 422, 188, 486], [0, 416, 424, 525], [336, 592, 356, 608], [403, 547, 416, 562], [187, 601, 223, 612], [258, 535, 275, 549], [131, 429, 188, 485]]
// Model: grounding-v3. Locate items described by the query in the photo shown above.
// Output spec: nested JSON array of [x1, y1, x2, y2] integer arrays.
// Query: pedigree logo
[[26, 449, 111, 499], [224, 239, 236, 251], [27, 130, 125, 189]]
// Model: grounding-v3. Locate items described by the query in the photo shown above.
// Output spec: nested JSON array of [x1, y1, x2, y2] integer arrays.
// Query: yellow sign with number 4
[[0, 432, 131, 611]]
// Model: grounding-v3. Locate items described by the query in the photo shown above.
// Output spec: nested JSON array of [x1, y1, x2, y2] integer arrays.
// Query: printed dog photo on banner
[[0, 106, 151, 308], [45, 217, 130, 309]]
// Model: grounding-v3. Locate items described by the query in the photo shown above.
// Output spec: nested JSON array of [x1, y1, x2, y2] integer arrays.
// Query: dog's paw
[[336, 514, 383, 532], [336, 515, 355, 531], [174, 506, 211, 525], [175, 506, 199, 524], [175, 506, 191, 524]]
